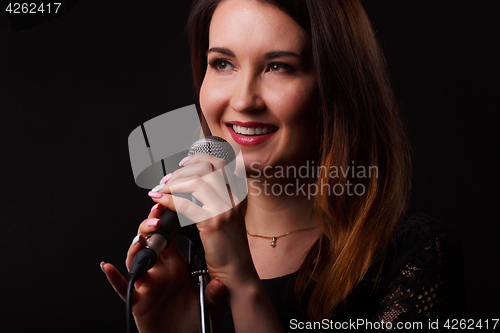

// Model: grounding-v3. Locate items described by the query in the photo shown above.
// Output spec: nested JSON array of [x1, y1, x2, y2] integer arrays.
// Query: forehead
[[209, 0, 309, 54]]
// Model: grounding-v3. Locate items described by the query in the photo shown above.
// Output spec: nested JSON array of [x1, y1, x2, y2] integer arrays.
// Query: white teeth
[[232, 124, 276, 136]]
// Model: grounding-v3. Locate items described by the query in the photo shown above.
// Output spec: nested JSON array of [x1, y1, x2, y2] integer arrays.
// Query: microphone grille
[[188, 136, 236, 166]]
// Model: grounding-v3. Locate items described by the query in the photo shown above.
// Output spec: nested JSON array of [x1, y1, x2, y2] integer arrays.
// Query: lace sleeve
[[374, 214, 466, 330]]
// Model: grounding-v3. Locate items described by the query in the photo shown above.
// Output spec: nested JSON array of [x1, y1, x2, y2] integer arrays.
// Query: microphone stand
[[179, 224, 212, 333]]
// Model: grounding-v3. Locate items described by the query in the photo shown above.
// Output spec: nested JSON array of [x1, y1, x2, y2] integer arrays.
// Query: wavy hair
[[188, 0, 412, 320]]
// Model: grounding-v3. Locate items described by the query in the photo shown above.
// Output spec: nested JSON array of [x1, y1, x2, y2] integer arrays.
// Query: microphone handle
[[129, 207, 180, 280], [148, 207, 181, 254]]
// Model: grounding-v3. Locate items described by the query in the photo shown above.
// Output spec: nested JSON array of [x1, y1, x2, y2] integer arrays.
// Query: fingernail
[[151, 203, 161, 212], [151, 184, 165, 192], [132, 234, 141, 245], [160, 173, 172, 184], [100, 261, 105, 273], [146, 218, 160, 227], [214, 278, 223, 286], [179, 156, 191, 166], [148, 191, 162, 198]]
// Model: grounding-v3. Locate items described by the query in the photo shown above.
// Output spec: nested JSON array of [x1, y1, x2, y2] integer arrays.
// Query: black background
[[1, 1, 499, 332]]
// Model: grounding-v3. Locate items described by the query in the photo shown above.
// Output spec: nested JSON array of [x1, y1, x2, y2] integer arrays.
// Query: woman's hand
[[103, 152, 284, 333], [149, 153, 285, 333], [149, 153, 259, 290], [102, 203, 227, 333]]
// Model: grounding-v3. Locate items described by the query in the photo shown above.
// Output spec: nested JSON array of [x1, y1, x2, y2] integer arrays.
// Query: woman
[[102, 0, 465, 331]]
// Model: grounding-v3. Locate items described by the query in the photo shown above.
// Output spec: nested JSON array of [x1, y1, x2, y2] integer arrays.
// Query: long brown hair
[[188, 0, 411, 320]]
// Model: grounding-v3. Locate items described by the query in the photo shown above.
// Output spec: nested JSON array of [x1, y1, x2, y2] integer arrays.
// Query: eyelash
[[208, 57, 296, 73]]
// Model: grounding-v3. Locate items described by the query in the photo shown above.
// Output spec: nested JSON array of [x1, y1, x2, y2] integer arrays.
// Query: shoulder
[[384, 211, 465, 284], [389, 212, 461, 264], [376, 212, 466, 320], [393, 212, 451, 245]]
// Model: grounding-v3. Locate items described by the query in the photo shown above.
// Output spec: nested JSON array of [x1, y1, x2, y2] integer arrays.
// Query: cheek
[[266, 80, 318, 126], [199, 77, 225, 129], [199, 78, 212, 118]]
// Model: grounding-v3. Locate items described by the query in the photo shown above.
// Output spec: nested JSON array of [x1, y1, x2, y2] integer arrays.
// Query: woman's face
[[199, 0, 318, 177]]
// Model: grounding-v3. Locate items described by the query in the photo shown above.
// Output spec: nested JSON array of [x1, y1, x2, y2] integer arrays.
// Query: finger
[[205, 278, 226, 306], [172, 160, 217, 181], [125, 233, 148, 271], [158, 241, 184, 265], [167, 176, 232, 211], [138, 242, 191, 293], [152, 180, 232, 221], [181, 152, 243, 208], [205, 278, 228, 327], [183, 153, 233, 188], [187, 152, 239, 189], [124, 230, 174, 290], [156, 166, 227, 198], [102, 262, 131, 302], [158, 241, 191, 278], [137, 217, 161, 236], [151, 193, 213, 223], [174, 165, 229, 199], [123, 218, 162, 272], [148, 202, 164, 218], [182, 153, 227, 171]]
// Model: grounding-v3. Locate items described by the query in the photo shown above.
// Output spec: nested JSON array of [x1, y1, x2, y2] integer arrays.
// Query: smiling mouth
[[231, 124, 279, 136]]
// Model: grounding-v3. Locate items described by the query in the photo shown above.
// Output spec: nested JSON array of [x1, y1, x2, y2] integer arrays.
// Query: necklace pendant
[[270, 237, 277, 247]]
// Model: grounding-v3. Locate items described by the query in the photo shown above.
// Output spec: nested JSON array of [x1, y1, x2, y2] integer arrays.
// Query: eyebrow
[[206, 47, 301, 59]]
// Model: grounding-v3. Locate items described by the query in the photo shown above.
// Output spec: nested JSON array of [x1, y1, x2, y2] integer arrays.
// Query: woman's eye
[[268, 62, 295, 72], [209, 59, 233, 71], [217, 61, 228, 70], [270, 63, 282, 71]]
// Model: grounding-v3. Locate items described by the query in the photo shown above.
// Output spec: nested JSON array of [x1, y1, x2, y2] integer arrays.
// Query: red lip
[[226, 124, 278, 146]]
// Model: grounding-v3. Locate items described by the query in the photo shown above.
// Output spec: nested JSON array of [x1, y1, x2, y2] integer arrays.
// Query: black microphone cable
[[126, 277, 136, 333]]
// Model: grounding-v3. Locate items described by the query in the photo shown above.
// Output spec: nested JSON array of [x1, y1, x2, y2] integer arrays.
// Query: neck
[[244, 177, 317, 236]]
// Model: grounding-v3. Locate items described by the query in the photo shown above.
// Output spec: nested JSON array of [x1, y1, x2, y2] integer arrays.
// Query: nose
[[229, 72, 265, 113]]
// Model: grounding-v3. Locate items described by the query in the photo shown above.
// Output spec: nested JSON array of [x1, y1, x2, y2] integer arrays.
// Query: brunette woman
[[103, 1, 465, 331]]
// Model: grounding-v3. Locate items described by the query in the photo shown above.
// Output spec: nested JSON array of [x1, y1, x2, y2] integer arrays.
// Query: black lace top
[[216, 213, 466, 332]]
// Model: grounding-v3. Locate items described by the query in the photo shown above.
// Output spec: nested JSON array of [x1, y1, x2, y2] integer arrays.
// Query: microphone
[[128, 136, 236, 281]]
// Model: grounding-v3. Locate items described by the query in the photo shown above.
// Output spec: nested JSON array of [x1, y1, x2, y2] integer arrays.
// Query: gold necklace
[[246, 225, 319, 247]]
